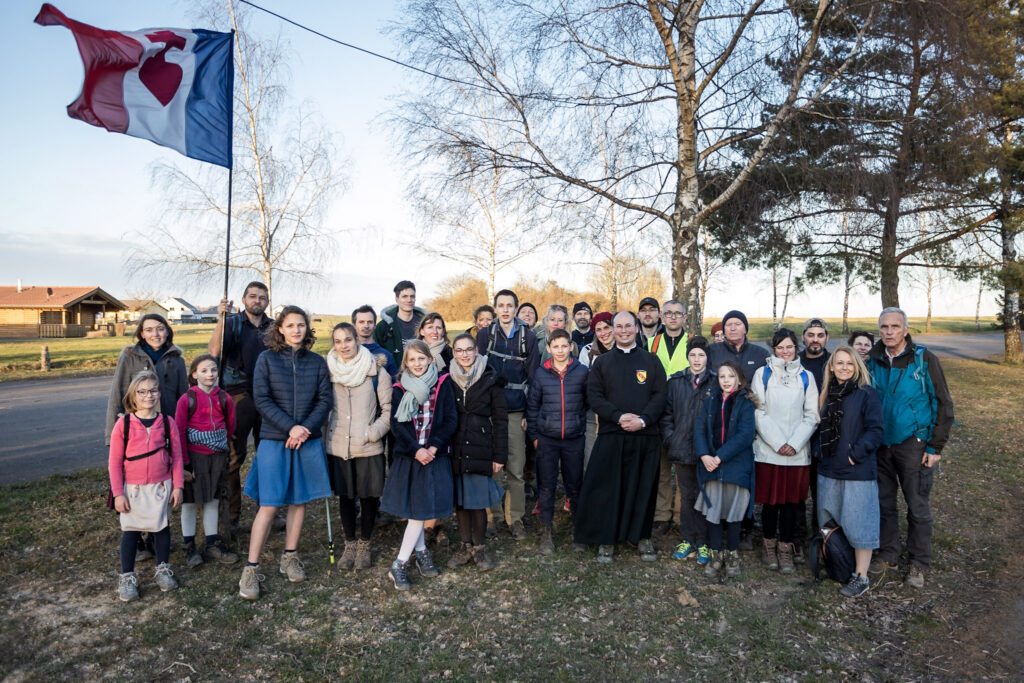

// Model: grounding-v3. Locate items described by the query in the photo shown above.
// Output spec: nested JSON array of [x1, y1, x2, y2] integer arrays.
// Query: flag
[[35, 3, 234, 168]]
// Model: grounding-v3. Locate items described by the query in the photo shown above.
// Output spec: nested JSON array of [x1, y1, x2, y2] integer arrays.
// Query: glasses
[[453, 347, 475, 355], [662, 311, 684, 318], [135, 389, 160, 396]]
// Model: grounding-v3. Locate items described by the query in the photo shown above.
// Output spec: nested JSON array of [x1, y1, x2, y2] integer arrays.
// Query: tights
[[455, 508, 488, 546], [180, 500, 221, 541], [761, 502, 802, 543], [397, 520, 427, 562], [707, 521, 741, 552], [338, 496, 378, 541], [121, 527, 170, 573]]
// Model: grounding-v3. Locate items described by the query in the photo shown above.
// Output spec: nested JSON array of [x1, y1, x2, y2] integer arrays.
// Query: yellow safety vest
[[650, 332, 690, 375]]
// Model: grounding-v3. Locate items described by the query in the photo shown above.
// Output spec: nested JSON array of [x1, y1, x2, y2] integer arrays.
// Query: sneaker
[[205, 540, 239, 565], [389, 559, 411, 590], [761, 538, 778, 570], [539, 527, 555, 555], [840, 573, 871, 597], [471, 544, 496, 571], [704, 549, 722, 578], [238, 565, 264, 600], [448, 542, 474, 568], [672, 540, 694, 561], [596, 545, 615, 564], [117, 572, 139, 602], [905, 566, 925, 589], [638, 538, 657, 562], [415, 549, 440, 578], [532, 500, 541, 516], [696, 545, 711, 565], [355, 540, 372, 569], [338, 541, 357, 570], [738, 530, 753, 552], [725, 550, 741, 578], [154, 563, 178, 592], [279, 552, 306, 583], [184, 541, 204, 569], [869, 557, 894, 575], [510, 520, 528, 541]]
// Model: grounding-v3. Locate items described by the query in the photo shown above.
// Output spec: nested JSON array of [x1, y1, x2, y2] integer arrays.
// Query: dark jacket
[[105, 342, 188, 444], [253, 347, 333, 441], [452, 367, 508, 476], [220, 312, 272, 394], [526, 358, 589, 441], [867, 336, 954, 453], [373, 304, 426, 359], [693, 387, 756, 515], [390, 376, 459, 459], [708, 340, 770, 383], [587, 345, 667, 436], [477, 318, 540, 413], [660, 368, 716, 465], [816, 384, 885, 481]]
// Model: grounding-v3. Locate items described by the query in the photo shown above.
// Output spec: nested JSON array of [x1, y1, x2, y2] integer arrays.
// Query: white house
[[161, 297, 201, 323]]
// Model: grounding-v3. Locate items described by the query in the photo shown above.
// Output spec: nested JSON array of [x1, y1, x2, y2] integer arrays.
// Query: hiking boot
[[184, 541, 203, 569], [869, 557, 894, 575], [449, 542, 474, 568], [725, 550, 741, 578], [696, 545, 711, 565], [117, 572, 139, 602], [355, 540, 372, 569], [238, 565, 264, 600], [704, 550, 723, 578], [389, 559, 411, 590], [539, 527, 555, 555], [793, 544, 806, 565], [596, 545, 615, 564], [840, 573, 871, 597], [761, 538, 778, 570], [471, 544, 496, 571], [154, 563, 178, 592], [510, 520, 528, 541], [415, 549, 440, 578], [279, 552, 306, 583], [205, 539, 238, 565], [435, 526, 450, 547], [672, 540, 694, 561], [136, 535, 155, 562], [638, 538, 657, 562], [777, 542, 796, 575], [338, 541, 357, 570], [905, 566, 925, 589]]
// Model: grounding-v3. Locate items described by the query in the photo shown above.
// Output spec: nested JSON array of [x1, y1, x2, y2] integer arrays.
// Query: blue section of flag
[[185, 29, 233, 168]]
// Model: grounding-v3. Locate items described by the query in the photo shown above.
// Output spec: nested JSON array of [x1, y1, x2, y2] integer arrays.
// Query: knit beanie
[[687, 335, 709, 355], [573, 301, 593, 316], [591, 311, 613, 328], [722, 310, 749, 332]]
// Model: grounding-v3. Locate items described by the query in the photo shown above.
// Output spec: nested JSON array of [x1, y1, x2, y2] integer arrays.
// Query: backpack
[[106, 413, 172, 510], [809, 521, 856, 584], [762, 365, 809, 393], [187, 388, 231, 422]]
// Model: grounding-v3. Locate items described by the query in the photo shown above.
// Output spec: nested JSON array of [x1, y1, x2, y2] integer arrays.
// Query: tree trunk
[[880, 201, 901, 308], [842, 259, 851, 335], [771, 267, 779, 331], [1002, 219, 1023, 364], [975, 273, 982, 331]]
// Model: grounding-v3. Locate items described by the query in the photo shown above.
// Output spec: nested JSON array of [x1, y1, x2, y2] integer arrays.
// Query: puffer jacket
[[253, 347, 333, 441], [325, 363, 392, 460], [452, 366, 509, 476], [694, 387, 757, 516], [526, 358, 588, 441], [750, 356, 821, 467], [105, 342, 188, 444], [816, 384, 885, 481], [707, 339, 770, 383], [660, 368, 716, 465]]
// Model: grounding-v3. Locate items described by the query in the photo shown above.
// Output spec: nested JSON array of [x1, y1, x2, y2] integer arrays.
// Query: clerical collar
[[617, 343, 638, 353]]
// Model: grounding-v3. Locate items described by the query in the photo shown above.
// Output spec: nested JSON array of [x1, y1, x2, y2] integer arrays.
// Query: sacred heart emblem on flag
[[635, 370, 647, 384], [139, 31, 186, 106]]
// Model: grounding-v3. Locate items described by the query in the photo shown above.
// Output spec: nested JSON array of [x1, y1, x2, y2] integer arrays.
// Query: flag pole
[[218, 29, 236, 366]]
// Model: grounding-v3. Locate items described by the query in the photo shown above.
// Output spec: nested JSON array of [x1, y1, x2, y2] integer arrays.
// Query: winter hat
[[573, 301, 593, 316], [722, 310, 749, 333], [591, 311, 613, 328], [687, 335, 709, 355]]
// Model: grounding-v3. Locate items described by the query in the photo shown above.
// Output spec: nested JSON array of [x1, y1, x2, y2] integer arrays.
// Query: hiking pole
[[325, 498, 335, 564]]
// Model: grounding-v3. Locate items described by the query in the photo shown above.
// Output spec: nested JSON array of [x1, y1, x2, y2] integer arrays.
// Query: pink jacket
[[108, 413, 184, 497], [174, 386, 237, 464]]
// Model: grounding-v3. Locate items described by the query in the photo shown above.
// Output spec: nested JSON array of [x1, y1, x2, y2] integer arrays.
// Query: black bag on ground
[[810, 521, 856, 584]]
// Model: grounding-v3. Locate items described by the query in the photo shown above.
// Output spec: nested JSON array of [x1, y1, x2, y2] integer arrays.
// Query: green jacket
[[372, 304, 426, 359]]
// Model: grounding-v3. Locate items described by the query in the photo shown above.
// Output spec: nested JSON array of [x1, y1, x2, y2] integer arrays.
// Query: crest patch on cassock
[[636, 370, 647, 384]]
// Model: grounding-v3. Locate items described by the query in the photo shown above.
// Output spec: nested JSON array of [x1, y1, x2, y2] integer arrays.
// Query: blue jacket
[[815, 385, 885, 481], [391, 376, 459, 460], [867, 336, 954, 453], [693, 388, 756, 516], [477, 318, 540, 413], [526, 358, 589, 441], [253, 347, 333, 442]]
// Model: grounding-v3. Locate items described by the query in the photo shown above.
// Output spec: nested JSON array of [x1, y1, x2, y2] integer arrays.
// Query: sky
[[0, 0, 997, 322]]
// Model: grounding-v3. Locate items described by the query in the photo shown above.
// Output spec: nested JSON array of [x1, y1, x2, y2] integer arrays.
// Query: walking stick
[[325, 498, 335, 564]]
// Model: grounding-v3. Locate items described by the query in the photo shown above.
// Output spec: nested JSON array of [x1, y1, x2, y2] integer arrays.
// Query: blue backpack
[[761, 365, 809, 393]]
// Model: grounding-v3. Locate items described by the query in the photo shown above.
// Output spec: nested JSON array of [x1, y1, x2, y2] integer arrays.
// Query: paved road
[[0, 332, 1008, 485]]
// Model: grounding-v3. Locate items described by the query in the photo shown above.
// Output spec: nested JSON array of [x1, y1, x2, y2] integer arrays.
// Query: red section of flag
[[35, 3, 143, 133]]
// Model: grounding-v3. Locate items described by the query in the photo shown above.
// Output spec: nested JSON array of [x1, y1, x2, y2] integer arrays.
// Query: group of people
[[106, 279, 954, 603]]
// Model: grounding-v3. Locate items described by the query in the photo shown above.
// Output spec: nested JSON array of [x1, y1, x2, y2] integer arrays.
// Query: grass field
[[0, 316, 1001, 383], [0, 358, 1021, 679]]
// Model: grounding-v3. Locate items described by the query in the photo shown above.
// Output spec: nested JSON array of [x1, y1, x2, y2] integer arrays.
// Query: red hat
[[592, 311, 613, 327], [711, 321, 723, 335]]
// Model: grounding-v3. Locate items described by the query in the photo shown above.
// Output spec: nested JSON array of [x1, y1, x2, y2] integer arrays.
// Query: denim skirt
[[244, 438, 332, 507], [816, 475, 879, 549]]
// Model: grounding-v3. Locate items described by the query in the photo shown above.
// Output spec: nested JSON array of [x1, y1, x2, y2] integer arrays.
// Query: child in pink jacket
[[109, 370, 184, 601]]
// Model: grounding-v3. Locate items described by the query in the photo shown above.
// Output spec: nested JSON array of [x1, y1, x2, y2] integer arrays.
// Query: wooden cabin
[[0, 286, 126, 338]]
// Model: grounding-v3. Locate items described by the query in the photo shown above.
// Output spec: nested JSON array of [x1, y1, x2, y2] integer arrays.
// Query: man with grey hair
[[866, 307, 954, 588]]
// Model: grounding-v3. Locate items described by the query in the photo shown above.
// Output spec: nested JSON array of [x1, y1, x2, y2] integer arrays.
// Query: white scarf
[[449, 353, 487, 392], [326, 345, 374, 387], [428, 339, 448, 370]]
